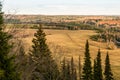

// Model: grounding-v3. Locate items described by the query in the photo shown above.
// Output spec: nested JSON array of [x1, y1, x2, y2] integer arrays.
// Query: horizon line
[[4, 13, 120, 16]]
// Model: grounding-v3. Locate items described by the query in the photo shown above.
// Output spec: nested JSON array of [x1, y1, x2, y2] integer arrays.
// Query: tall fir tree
[[71, 57, 75, 80], [66, 62, 71, 80], [61, 57, 66, 80], [93, 59, 97, 80], [94, 49, 103, 80], [78, 55, 82, 80], [82, 40, 93, 80], [31, 24, 59, 80], [0, 2, 20, 80], [70, 57, 78, 80], [104, 52, 114, 80]]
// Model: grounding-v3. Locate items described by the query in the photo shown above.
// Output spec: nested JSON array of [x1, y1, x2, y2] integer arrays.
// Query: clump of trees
[[82, 40, 114, 80], [59, 40, 114, 80], [60, 57, 77, 80], [90, 27, 120, 49]]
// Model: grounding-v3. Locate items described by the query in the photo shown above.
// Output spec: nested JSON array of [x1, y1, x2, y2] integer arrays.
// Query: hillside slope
[[13, 29, 120, 79]]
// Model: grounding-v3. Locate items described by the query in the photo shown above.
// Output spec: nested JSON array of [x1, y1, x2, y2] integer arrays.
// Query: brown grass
[[12, 29, 120, 79]]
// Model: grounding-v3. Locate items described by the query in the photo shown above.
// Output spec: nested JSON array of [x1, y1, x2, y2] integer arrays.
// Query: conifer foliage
[[78, 55, 82, 80], [61, 57, 66, 80], [70, 57, 77, 80], [66, 62, 71, 80], [82, 40, 93, 80], [71, 57, 75, 80], [0, 2, 20, 80], [31, 25, 59, 80], [61, 57, 77, 80], [93, 49, 103, 80], [104, 53, 114, 80], [93, 59, 97, 80]]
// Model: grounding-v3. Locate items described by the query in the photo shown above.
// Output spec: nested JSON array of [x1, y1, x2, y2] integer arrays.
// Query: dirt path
[[65, 33, 82, 48]]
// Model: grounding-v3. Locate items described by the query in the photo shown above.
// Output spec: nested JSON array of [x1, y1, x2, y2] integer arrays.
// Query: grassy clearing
[[12, 29, 120, 79]]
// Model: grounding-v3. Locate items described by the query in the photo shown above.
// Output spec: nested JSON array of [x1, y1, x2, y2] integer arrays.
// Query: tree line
[[90, 27, 120, 49]]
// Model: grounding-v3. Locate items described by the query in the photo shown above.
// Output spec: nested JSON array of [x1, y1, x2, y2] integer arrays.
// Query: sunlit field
[[12, 29, 120, 79]]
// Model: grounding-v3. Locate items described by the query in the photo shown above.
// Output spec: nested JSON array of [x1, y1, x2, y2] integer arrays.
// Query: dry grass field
[[13, 29, 120, 79]]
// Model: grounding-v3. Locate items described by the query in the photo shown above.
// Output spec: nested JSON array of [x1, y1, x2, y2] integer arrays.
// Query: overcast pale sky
[[2, 0, 120, 15]]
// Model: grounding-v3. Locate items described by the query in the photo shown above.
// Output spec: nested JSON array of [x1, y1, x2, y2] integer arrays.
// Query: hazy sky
[[2, 0, 120, 15]]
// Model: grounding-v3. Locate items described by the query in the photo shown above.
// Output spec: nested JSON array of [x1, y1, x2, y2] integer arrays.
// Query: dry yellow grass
[[13, 29, 120, 79]]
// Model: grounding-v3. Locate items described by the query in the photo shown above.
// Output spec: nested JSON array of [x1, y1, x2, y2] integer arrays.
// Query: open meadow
[[12, 29, 120, 79]]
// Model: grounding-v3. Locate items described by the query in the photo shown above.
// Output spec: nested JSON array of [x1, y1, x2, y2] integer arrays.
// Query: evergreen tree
[[104, 52, 114, 80], [0, 2, 20, 80], [93, 59, 97, 80], [82, 40, 93, 80], [93, 49, 103, 80], [66, 62, 71, 80], [16, 45, 29, 80], [61, 57, 77, 80], [97, 49, 103, 80], [78, 55, 82, 80], [70, 57, 78, 80], [71, 57, 75, 80], [73, 68, 77, 80], [61, 57, 66, 80], [31, 24, 59, 80]]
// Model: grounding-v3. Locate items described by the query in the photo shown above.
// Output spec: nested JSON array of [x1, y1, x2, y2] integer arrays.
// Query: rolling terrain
[[12, 29, 120, 79]]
